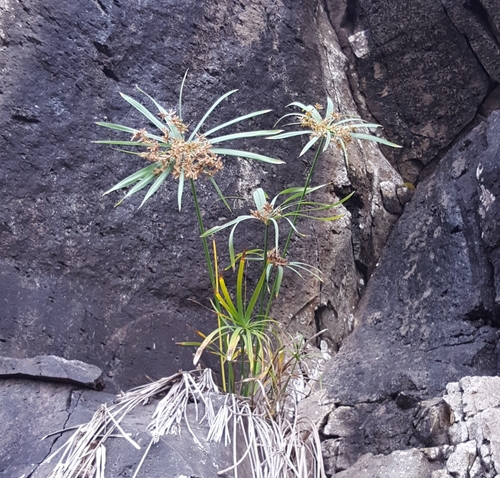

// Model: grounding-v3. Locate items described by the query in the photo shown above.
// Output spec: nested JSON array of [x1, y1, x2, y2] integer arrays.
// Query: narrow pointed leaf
[[139, 165, 172, 208], [201, 215, 253, 237], [274, 266, 284, 297], [308, 105, 322, 121], [326, 97, 334, 117], [193, 327, 229, 365], [324, 131, 332, 151], [93, 140, 147, 146], [203, 110, 272, 137], [218, 278, 238, 318], [253, 188, 267, 211], [236, 257, 245, 316], [299, 136, 320, 156], [215, 291, 238, 320], [177, 168, 184, 211], [288, 262, 323, 281], [208, 130, 282, 144], [284, 216, 304, 236], [210, 148, 285, 164], [135, 86, 181, 139], [295, 213, 345, 221], [188, 90, 238, 141], [116, 172, 156, 205], [270, 218, 280, 251], [278, 184, 329, 206], [226, 329, 243, 361], [209, 176, 231, 212], [266, 130, 311, 140], [120, 93, 166, 132], [96, 122, 137, 134], [228, 224, 237, 270], [104, 163, 158, 195], [350, 132, 402, 148], [286, 101, 310, 110], [179, 69, 189, 120], [334, 117, 369, 125], [351, 122, 384, 129], [246, 270, 267, 318], [244, 331, 255, 373]]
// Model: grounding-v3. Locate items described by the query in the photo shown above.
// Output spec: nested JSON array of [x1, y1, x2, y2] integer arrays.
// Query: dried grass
[[42, 369, 325, 478]]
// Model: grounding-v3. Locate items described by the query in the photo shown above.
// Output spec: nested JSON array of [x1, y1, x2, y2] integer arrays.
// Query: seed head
[[267, 248, 288, 267], [250, 202, 280, 224]]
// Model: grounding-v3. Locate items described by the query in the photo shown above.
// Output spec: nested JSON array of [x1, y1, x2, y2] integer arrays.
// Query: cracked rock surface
[[326, 0, 498, 181], [319, 111, 500, 475], [0, 375, 247, 478], [330, 376, 500, 478]]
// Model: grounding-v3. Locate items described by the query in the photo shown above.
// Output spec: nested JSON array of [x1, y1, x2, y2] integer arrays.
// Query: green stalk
[[258, 224, 270, 316], [265, 137, 325, 316], [190, 178, 215, 289], [282, 137, 325, 257], [191, 180, 229, 391]]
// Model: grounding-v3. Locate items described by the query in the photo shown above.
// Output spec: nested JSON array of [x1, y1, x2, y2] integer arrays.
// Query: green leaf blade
[[210, 148, 285, 165]]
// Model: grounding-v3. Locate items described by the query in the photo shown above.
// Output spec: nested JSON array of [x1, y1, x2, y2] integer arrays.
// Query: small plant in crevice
[[45, 75, 401, 478]]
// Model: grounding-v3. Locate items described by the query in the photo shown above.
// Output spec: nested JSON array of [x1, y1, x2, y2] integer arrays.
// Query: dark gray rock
[[327, 0, 494, 181], [321, 111, 500, 467], [0, 0, 330, 393], [0, 379, 74, 478], [0, 355, 104, 390]]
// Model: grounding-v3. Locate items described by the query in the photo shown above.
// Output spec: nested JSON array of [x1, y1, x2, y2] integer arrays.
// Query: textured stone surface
[[320, 111, 500, 466], [444, 376, 500, 478], [0, 355, 104, 389], [446, 441, 477, 478], [333, 449, 435, 478], [327, 0, 495, 181], [0, 379, 73, 478]]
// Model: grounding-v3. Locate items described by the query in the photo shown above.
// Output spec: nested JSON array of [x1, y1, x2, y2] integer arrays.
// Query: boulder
[[0, 355, 104, 389], [0, 374, 249, 477], [320, 111, 500, 466], [327, 0, 495, 181]]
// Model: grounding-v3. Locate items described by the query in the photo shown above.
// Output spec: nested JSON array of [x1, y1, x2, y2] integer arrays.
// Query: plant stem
[[282, 137, 325, 257], [190, 178, 215, 289], [258, 224, 270, 316], [265, 137, 325, 316], [192, 181, 236, 392]]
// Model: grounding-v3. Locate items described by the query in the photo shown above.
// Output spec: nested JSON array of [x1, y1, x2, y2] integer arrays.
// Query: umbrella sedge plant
[[95, 71, 284, 289], [44, 78, 402, 478]]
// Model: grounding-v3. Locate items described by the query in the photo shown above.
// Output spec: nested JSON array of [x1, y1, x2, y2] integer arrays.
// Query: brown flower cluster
[[267, 248, 288, 267], [299, 109, 353, 148], [131, 128, 222, 180], [169, 136, 223, 180], [250, 202, 281, 224], [158, 111, 189, 135]]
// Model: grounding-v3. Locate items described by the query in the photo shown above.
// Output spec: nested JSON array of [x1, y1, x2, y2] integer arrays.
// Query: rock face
[[326, 376, 500, 478], [0, 0, 404, 392], [320, 111, 500, 473], [327, 0, 498, 181], [1, 0, 500, 474]]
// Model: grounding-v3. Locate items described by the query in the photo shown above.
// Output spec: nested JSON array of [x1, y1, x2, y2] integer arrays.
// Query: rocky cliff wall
[[0, 0, 403, 392]]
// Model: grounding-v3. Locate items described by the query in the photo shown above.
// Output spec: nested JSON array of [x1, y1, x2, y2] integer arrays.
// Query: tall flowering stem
[[264, 137, 324, 316]]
